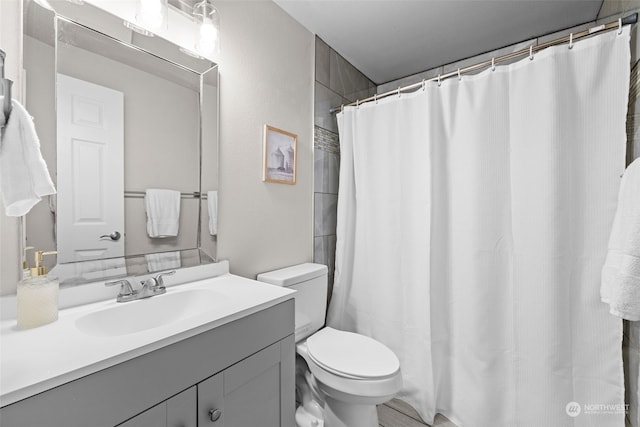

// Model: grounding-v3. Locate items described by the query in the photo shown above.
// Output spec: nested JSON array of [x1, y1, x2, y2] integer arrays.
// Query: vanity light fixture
[[193, 0, 220, 57]]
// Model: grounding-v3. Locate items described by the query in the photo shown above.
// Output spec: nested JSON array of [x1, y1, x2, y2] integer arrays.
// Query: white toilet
[[257, 263, 402, 427]]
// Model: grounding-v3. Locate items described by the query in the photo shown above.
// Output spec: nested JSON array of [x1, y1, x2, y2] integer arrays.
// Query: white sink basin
[[75, 289, 227, 337]]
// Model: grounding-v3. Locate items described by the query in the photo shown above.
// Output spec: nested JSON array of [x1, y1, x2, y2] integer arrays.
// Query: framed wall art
[[263, 124, 297, 185]]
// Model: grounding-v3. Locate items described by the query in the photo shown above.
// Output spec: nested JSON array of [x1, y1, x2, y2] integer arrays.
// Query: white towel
[[208, 190, 218, 236], [145, 189, 180, 238], [145, 251, 181, 272], [601, 158, 640, 320], [0, 98, 56, 216]]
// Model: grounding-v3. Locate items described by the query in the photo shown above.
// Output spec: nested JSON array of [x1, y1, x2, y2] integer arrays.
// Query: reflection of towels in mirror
[[0, 98, 56, 216], [208, 190, 218, 236], [145, 189, 180, 238], [145, 251, 181, 272]]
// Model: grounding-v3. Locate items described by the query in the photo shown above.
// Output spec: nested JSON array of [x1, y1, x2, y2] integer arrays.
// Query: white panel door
[[57, 74, 124, 263]]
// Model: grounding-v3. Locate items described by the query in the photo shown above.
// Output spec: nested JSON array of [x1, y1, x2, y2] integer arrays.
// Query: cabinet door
[[198, 337, 294, 427], [198, 371, 224, 426], [167, 386, 197, 427]]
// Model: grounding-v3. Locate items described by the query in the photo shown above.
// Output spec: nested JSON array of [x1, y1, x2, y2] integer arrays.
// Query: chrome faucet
[[105, 279, 137, 303], [105, 271, 176, 303], [138, 271, 175, 299]]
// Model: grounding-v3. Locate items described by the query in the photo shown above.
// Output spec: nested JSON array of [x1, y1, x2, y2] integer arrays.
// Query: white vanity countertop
[[0, 271, 294, 407]]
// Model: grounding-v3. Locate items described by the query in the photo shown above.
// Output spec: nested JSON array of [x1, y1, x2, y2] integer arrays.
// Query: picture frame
[[263, 124, 298, 185]]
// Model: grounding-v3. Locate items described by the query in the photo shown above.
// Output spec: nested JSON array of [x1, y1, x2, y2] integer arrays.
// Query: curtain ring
[[356, 99, 360, 108], [374, 94, 378, 104], [568, 33, 573, 49], [422, 79, 426, 91], [529, 45, 534, 61], [397, 87, 401, 98], [491, 57, 495, 71], [618, 18, 623, 35], [457, 68, 462, 81], [437, 74, 441, 87]]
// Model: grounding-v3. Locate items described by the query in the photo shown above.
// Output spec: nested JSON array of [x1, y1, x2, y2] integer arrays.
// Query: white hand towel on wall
[[145, 189, 181, 238], [601, 158, 640, 320], [207, 190, 218, 236], [0, 98, 56, 216]]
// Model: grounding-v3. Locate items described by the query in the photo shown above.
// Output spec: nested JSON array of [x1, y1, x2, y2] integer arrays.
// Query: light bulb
[[196, 18, 219, 55], [193, 1, 220, 57], [137, 0, 165, 30]]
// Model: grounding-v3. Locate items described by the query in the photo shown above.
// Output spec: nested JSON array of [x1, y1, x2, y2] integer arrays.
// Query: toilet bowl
[[257, 263, 403, 427]]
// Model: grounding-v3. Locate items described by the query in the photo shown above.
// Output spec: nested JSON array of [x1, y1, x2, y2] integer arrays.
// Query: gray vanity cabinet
[[0, 300, 295, 427]]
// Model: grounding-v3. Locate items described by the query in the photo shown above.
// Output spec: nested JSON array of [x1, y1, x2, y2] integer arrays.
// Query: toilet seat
[[306, 327, 400, 380]]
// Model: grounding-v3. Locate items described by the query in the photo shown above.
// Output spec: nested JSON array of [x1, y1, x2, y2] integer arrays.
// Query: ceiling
[[273, 0, 605, 84]]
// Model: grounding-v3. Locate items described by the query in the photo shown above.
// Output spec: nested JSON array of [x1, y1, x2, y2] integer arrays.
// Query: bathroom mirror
[[22, 0, 218, 284]]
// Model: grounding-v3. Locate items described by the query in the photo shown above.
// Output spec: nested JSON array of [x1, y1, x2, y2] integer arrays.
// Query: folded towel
[[145, 251, 181, 272], [601, 158, 640, 320], [145, 189, 180, 238], [208, 190, 218, 236], [0, 98, 56, 216]]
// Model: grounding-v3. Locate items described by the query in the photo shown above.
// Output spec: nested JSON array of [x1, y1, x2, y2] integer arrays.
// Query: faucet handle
[[154, 270, 176, 288], [105, 279, 135, 297]]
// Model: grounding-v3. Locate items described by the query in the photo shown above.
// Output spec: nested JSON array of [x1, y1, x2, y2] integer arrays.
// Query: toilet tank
[[257, 263, 328, 342]]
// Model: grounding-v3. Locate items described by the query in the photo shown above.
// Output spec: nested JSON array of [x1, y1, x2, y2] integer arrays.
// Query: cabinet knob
[[209, 408, 222, 422]]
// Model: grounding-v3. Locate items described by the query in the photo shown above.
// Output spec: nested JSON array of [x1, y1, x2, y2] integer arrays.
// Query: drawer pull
[[209, 408, 222, 422]]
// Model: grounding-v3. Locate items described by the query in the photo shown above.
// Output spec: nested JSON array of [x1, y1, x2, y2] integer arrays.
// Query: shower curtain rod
[[329, 13, 638, 114]]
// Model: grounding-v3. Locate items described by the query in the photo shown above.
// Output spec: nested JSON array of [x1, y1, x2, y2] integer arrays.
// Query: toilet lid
[[306, 327, 400, 379]]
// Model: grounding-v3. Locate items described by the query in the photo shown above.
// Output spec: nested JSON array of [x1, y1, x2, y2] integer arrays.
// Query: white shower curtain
[[327, 27, 630, 427]]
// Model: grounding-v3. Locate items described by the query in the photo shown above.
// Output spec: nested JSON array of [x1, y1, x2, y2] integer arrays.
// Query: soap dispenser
[[17, 250, 59, 329]]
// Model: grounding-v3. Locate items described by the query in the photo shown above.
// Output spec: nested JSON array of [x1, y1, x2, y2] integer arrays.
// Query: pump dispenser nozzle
[[30, 250, 57, 277], [22, 246, 34, 277]]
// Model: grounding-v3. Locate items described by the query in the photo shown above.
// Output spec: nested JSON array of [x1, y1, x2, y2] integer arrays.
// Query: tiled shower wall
[[314, 37, 375, 299]]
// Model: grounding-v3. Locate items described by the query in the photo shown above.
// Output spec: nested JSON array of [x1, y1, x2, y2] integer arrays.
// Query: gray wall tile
[[314, 148, 326, 193], [315, 84, 343, 133], [315, 37, 330, 88], [314, 236, 327, 265], [313, 192, 324, 236], [330, 49, 371, 98], [314, 193, 338, 236], [323, 151, 340, 195]]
